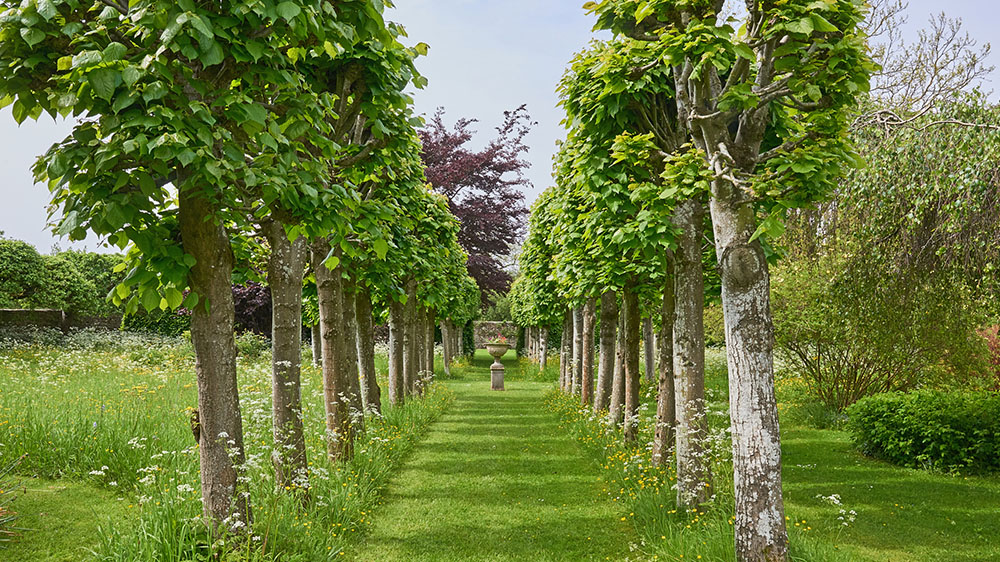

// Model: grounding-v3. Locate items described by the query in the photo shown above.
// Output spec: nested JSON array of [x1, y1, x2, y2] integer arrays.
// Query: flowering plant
[[487, 333, 509, 345]]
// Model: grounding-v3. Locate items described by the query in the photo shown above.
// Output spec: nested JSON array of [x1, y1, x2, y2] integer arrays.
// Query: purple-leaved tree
[[419, 106, 533, 298]]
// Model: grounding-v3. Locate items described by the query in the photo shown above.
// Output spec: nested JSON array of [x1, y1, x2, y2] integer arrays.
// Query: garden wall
[[473, 321, 518, 349], [0, 309, 122, 333]]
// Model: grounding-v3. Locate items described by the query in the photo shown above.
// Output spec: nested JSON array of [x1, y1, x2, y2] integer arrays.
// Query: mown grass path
[[351, 351, 634, 561]]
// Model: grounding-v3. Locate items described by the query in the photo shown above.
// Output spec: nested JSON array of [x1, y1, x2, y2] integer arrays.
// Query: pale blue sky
[[1, 0, 996, 252]]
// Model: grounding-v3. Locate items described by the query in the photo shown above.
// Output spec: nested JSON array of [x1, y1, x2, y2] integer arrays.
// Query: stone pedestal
[[490, 360, 505, 391], [485, 343, 509, 391]]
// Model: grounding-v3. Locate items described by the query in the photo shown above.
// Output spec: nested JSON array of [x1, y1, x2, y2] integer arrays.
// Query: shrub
[[235, 331, 270, 359], [847, 391, 1000, 473], [980, 325, 1000, 390], [703, 302, 724, 347], [122, 308, 192, 336], [772, 252, 989, 411], [0, 238, 47, 308]]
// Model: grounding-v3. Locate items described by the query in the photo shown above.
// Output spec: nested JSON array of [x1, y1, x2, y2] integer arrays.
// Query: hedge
[[847, 390, 1000, 473]]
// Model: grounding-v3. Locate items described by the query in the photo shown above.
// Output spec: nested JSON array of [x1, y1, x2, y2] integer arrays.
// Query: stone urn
[[485, 343, 509, 391]]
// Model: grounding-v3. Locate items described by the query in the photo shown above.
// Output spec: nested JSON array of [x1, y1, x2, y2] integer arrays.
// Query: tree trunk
[[312, 239, 352, 462], [710, 181, 788, 561], [264, 220, 308, 493], [580, 298, 597, 406], [423, 309, 436, 393], [403, 279, 418, 396], [595, 290, 617, 413], [342, 277, 363, 436], [652, 272, 676, 467], [539, 328, 548, 371], [643, 316, 656, 384], [572, 306, 584, 394], [608, 307, 626, 426], [674, 200, 711, 506], [355, 286, 381, 416], [311, 323, 321, 367], [623, 284, 642, 443], [179, 190, 251, 533], [388, 298, 405, 405], [441, 321, 452, 376], [560, 309, 572, 392]]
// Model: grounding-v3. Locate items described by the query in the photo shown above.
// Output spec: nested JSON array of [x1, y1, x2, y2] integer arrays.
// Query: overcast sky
[[1, 0, 996, 253]]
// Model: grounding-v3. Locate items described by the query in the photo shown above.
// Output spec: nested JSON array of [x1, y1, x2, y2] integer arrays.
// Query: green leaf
[[143, 81, 168, 102], [20, 27, 45, 47], [177, 148, 196, 166], [413, 42, 429, 56], [37, 0, 57, 20], [57, 56, 73, 71], [810, 13, 839, 33], [785, 18, 814, 35], [200, 41, 223, 67], [164, 287, 184, 309], [122, 66, 141, 86], [72, 50, 102, 69], [112, 91, 136, 112], [372, 238, 389, 259], [115, 283, 130, 300], [141, 287, 161, 313], [733, 43, 754, 61], [103, 42, 127, 62], [276, 2, 301, 21], [88, 68, 119, 101]]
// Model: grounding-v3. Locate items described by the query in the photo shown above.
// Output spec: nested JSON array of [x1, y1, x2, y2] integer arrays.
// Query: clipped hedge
[[847, 391, 1000, 473]]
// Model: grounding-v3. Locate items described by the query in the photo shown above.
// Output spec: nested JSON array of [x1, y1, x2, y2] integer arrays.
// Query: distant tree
[[419, 106, 533, 298]]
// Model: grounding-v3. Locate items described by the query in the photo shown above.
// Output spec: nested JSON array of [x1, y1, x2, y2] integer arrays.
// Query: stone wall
[[0, 309, 123, 333], [473, 321, 518, 349]]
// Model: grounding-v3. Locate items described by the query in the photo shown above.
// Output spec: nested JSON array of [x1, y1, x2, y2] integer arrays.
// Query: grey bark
[[539, 328, 548, 371], [643, 316, 656, 384], [594, 290, 617, 413], [711, 177, 788, 560], [441, 321, 452, 376], [572, 306, 584, 394], [623, 284, 642, 443], [355, 287, 381, 415], [342, 277, 363, 435], [608, 307, 626, 426], [264, 220, 308, 493], [312, 239, 352, 462], [179, 189, 251, 532], [674, 200, 711, 506], [423, 308, 435, 392], [403, 279, 418, 396], [580, 298, 597, 406], [652, 272, 676, 467], [311, 323, 321, 367], [388, 298, 405, 405], [560, 309, 572, 392]]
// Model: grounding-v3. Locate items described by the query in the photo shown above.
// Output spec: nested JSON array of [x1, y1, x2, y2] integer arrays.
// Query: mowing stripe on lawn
[[351, 352, 636, 561]]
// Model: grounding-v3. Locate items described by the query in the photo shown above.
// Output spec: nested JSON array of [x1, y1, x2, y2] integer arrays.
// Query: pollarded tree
[[587, 1, 873, 559], [0, 0, 382, 531], [419, 106, 533, 297]]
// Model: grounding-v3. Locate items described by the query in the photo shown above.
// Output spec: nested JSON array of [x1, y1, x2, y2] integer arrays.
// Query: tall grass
[[0, 329, 454, 561], [544, 381, 850, 562]]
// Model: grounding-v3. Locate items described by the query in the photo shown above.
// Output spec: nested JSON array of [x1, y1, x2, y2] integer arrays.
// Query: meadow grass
[[0, 329, 453, 561], [545, 347, 1000, 562]]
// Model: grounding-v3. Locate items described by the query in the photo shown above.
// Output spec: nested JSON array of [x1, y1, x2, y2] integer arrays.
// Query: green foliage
[[480, 290, 512, 322], [847, 391, 1000, 474], [54, 250, 126, 316], [703, 302, 724, 347], [772, 251, 989, 411], [0, 239, 46, 308], [122, 308, 191, 336], [461, 321, 475, 357], [235, 330, 269, 359], [31, 254, 98, 314]]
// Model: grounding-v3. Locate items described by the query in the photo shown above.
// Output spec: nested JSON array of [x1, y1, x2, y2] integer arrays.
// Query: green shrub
[[235, 331, 270, 359], [847, 391, 1000, 473], [772, 253, 989, 411], [703, 302, 724, 347], [0, 239, 46, 308], [122, 309, 191, 336]]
